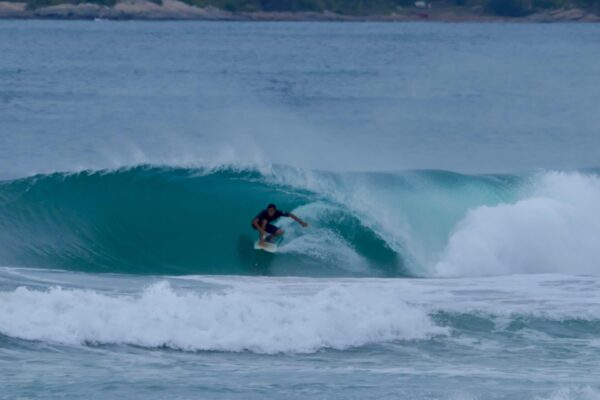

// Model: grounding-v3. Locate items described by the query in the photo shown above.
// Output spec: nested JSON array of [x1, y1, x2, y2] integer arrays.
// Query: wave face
[[0, 165, 598, 277]]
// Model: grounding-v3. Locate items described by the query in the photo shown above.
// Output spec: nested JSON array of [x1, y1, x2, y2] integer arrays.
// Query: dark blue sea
[[1, 20, 600, 399]]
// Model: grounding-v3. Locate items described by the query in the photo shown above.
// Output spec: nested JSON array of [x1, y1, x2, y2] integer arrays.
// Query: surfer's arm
[[287, 213, 308, 227], [252, 218, 266, 231]]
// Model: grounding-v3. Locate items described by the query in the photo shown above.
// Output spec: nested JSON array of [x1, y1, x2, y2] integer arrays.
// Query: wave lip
[[0, 281, 447, 354]]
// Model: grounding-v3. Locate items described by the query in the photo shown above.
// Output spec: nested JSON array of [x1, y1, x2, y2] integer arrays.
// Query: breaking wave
[[0, 165, 598, 277]]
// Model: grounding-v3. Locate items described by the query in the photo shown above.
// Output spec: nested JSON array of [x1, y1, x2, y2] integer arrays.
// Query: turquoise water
[[1, 20, 600, 399]]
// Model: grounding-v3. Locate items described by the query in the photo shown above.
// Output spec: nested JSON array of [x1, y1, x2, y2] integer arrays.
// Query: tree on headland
[[487, 0, 532, 16]]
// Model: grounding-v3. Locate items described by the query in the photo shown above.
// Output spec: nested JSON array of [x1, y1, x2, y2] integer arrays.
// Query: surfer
[[252, 203, 308, 247]]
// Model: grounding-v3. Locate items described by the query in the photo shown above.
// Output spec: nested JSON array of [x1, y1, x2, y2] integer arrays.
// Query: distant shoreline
[[1, 0, 599, 22]]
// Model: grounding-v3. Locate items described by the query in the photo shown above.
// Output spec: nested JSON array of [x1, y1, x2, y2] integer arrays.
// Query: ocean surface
[[1, 20, 600, 399]]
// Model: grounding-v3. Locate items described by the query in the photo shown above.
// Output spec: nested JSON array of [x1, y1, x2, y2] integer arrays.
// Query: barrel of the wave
[[0, 167, 300, 275]]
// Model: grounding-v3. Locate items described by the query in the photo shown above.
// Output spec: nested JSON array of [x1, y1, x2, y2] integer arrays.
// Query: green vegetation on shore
[[13, 0, 600, 16], [183, 0, 600, 16], [486, 0, 599, 16]]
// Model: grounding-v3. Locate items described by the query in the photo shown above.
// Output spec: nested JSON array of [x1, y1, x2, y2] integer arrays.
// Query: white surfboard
[[254, 240, 277, 253]]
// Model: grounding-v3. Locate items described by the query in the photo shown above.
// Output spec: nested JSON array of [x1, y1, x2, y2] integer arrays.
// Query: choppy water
[[1, 20, 600, 399]]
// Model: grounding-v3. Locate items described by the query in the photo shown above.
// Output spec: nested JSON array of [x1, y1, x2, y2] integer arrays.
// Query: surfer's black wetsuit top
[[252, 209, 289, 234]]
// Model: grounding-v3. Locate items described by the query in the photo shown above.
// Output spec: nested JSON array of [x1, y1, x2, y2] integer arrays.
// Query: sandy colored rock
[[0, 1, 29, 18], [525, 7, 600, 22], [33, 3, 105, 18]]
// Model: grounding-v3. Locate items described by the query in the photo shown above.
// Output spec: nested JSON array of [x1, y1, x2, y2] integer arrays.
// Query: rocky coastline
[[0, 0, 598, 22]]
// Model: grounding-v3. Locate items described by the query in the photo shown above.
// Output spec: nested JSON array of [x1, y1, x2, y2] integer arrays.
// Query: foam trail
[[435, 172, 600, 277], [277, 202, 370, 273], [0, 282, 446, 354]]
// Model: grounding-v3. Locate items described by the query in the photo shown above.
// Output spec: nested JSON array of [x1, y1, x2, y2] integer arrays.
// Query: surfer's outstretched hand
[[300, 221, 309, 228]]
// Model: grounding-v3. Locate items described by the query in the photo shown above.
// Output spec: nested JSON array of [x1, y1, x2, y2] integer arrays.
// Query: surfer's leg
[[253, 225, 266, 244], [266, 229, 284, 243], [265, 224, 282, 242]]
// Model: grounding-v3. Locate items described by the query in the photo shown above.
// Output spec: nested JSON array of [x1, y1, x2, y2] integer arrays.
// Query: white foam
[[263, 168, 419, 266], [3, 268, 600, 356], [0, 281, 447, 354], [267, 169, 600, 278], [435, 172, 600, 277], [277, 202, 370, 273]]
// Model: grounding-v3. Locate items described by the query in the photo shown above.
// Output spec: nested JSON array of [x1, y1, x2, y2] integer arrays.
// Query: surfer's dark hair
[[267, 203, 277, 209]]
